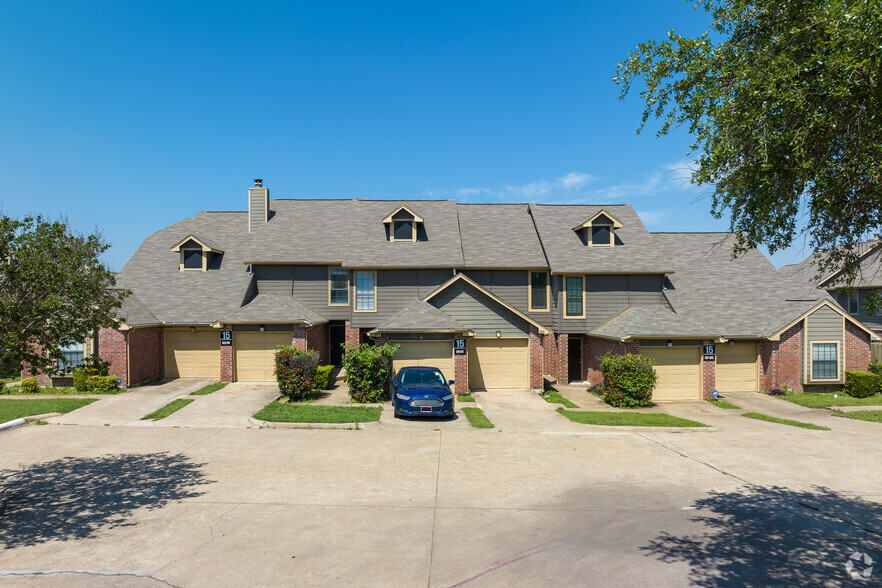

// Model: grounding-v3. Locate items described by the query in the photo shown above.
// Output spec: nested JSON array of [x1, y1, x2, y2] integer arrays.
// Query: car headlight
[[442, 394, 453, 401], [396, 393, 411, 401]]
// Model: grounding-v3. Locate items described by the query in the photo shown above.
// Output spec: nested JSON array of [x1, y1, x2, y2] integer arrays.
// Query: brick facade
[[344, 321, 361, 348], [701, 339, 715, 399], [845, 322, 871, 373], [541, 333, 569, 384], [454, 338, 468, 395], [529, 327, 542, 389], [220, 326, 233, 382], [99, 327, 129, 386], [583, 336, 626, 385], [759, 323, 803, 392], [292, 326, 308, 351], [307, 323, 330, 364], [128, 327, 163, 385]]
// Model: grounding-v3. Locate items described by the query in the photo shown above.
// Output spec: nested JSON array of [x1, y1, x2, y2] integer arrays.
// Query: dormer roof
[[170, 234, 224, 253], [382, 204, 424, 224], [572, 209, 623, 231]]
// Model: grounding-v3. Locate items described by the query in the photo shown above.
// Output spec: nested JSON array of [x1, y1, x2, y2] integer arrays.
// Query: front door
[[330, 323, 345, 365], [568, 336, 582, 382]]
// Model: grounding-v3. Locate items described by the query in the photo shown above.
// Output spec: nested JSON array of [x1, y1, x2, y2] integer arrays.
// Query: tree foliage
[[615, 0, 882, 284], [0, 216, 129, 377]]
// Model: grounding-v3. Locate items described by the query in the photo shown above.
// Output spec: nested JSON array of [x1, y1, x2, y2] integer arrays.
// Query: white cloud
[[559, 171, 595, 190], [635, 210, 668, 226], [665, 160, 699, 189]]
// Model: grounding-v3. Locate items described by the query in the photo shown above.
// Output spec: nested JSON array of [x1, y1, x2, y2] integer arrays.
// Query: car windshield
[[400, 370, 447, 387]]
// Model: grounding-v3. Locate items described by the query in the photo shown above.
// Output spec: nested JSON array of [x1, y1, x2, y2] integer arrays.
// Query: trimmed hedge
[[869, 362, 882, 376], [86, 375, 118, 393], [315, 365, 334, 391], [20, 377, 39, 394], [274, 346, 319, 401], [342, 343, 399, 403], [844, 370, 880, 399], [0, 380, 5, 394], [600, 352, 658, 408]]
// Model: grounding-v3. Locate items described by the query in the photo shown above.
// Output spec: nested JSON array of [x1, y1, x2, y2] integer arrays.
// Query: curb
[[0, 418, 26, 431], [24, 412, 62, 422], [250, 418, 365, 430]]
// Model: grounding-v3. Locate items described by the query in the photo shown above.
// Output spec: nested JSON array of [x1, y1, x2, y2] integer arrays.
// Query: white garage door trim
[[164, 328, 220, 379], [468, 338, 529, 389], [391, 340, 455, 381], [642, 346, 702, 401], [234, 331, 292, 382]]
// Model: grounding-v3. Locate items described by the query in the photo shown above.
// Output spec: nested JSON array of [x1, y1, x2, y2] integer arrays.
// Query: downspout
[[126, 329, 132, 388]]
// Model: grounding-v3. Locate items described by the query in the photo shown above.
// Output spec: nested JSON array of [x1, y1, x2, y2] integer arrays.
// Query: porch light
[[666, 340, 673, 347], [496, 331, 501, 338], [259, 325, 265, 332], [189, 326, 196, 333]]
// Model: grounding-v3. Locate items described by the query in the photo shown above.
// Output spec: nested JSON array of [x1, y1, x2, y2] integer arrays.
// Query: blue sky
[[0, 1, 811, 271]]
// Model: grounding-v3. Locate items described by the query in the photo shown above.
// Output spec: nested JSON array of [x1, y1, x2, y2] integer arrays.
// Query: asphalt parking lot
[[1, 397, 881, 587]]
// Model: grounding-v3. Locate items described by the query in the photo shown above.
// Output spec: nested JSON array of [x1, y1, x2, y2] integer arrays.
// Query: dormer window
[[572, 210, 623, 247], [382, 205, 424, 242], [170, 235, 224, 272]]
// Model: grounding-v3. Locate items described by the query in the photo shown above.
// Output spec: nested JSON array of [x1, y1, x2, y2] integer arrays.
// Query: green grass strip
[[5, 385, 124, 395], [142, 398, 195, 421], [834, 410, 882, 423], [456, 394, 476, 403], [742, 412, 830, 430], [190, 382, 228, 396], [0, 398, 97, 421], [254, 402, 381, 423], [705, 398, 740, 409], [774, 392, 882, 408], [461, 406, 494, 428], [541, 389, 579, 408], [556, 408, 707, 427]]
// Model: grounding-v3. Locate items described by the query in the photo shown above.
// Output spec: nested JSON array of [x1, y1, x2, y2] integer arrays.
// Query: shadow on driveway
[[642, 485, 882, 585], [0, 453, 212, 548]]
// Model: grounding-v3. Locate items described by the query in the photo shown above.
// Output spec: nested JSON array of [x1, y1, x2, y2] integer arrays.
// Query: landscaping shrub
[[341, 343, 399, 403], [86, 375, 118, 393], [72, 356, 113, 391], [274, 346, 319, 401], [20, 377, 39, 394], [843, 370, 880, 399], [599, 352, 657, 408], [768, 388, 784, 396], [0, 380, 5, 395], [314, 365, 334, 391], [587, 383, 603, 396]]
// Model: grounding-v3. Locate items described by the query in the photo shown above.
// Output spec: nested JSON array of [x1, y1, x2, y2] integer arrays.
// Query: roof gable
[[382, 204, 424, 224], [572, 209, 623, 231], [170, 234, 223, 253]]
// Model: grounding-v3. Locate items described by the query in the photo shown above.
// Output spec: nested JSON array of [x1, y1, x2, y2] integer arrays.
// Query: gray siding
[[350, 269, 452, 328], [805, 306, 844, 382], [835, 289, 882, 331], [429, 280, 529, 338], [248, 187, 268, 233], [461, 269, 553, 325], [253, 264, 350, 321], [555, 274, 664, 333]]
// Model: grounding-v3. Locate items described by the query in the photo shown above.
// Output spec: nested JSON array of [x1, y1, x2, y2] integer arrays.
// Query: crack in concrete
[[633, 431, 750, 485], [426, 430, 443, 588], [0, 569, 182, 587]]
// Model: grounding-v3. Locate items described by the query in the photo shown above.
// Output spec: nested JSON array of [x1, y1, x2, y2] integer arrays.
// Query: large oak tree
[[0, 216, 129, 377], [615, 0, 881, 285]]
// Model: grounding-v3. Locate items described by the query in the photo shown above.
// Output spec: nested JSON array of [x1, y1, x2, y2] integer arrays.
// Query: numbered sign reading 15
[[454, 339, 466, 355], [220, 331, 232, 346]]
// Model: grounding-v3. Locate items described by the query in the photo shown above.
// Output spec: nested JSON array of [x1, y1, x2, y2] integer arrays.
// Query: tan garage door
[[716, 342, 758, 393], [392, 341, 455, 381], [164, 328, 220, 378], [468, 338, 529, 389], [642, 346, 701, 400], [235, 332, 292, 382]]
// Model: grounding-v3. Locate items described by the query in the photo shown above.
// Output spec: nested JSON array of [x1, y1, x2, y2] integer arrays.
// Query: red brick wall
[[454, 338, 468, 394], [99, 327, 128, 386], [583, 336, 625, 385], [759, 322, 803, 392], [307, 324, 329, 364], [20, 342, 54, 386], [344, 321, 361, 348], [220, 327, 233, 382], [702, 339, 715, 398], [128, 327, 162, 386], [845, 322, 871, 372], [541, 333, 568, 384], [529, 327, 542, 389], [292, 327, 308, 352]]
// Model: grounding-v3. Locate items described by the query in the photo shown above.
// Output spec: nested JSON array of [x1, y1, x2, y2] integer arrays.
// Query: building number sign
[[221, 331, 232, 346], [454, 339, 466, 355], [703, 344, 715, 361]]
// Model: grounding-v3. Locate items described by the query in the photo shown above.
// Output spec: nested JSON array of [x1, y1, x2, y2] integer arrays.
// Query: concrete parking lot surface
[[2, 395, 881, 586]]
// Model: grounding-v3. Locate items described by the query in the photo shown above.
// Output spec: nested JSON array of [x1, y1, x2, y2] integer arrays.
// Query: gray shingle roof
[[782, 239, 882, 289], [591, 305, 713, 339], [529, 204, 674, 273], [217, 293, 326, 325], [456, 204, 548, 268], [370, 300, 467, 333], [117, 293, 159, 327]]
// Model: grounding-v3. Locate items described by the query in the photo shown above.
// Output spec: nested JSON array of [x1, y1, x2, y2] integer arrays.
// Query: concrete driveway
[[147, 382, 280, 429], [49, 379, 215, 426], [1, 411, 881, 586]]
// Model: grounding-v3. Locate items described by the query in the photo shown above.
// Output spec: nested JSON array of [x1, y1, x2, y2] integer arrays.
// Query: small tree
[[600, 352, 658, 408], [341, 343, 399, 403], [274, 345, 319, 401]]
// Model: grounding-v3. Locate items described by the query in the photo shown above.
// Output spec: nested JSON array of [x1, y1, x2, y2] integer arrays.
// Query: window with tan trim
[[181, 248, 203, 271], [529, 271, 550, 311], [564, 275, 585, 318], [328, 267, 349, 306], [810, 341, 839, 381], [354, 270, 376, 312]]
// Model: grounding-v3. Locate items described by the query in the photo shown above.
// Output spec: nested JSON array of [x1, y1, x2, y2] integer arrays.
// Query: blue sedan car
[[391, 366, 455, 417]]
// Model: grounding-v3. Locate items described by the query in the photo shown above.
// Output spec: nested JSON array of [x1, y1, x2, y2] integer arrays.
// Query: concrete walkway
[[472, 388, 594, 433], [148, 382, 280, 428], [49, 379, 214, 426]]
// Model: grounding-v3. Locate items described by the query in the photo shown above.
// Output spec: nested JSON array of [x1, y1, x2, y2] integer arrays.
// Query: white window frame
[[354, 270, 377, 312], [809, 341, 840, 382]]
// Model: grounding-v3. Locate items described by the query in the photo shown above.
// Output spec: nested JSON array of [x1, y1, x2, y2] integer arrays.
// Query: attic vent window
[[382, 204, 424, 242], [170, 235, 224, 272], [572, 210, 623, 247]]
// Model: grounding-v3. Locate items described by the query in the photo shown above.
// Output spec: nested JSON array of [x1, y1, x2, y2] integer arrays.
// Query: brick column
[[529, 327, 543, 390], [307, 324, 330, 364], [702, 339, 716, 398], [344, 320, 361, 348], [99, 327, 129, 386], [454, 337, 468, 395], [220, 326, 233, 382], [845, 323, 871, 372], [625, 341, 640, 355], [557, 334, 568, 384], [760, 323, 803, 392], [292, 327, 308, 351]]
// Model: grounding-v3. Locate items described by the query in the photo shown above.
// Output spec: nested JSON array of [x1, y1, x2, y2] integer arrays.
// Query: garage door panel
[[164, 329, 220, 379], [642, 347, 701, 401], [468, 339, 528, 389], [392, 341, 454, 380], [716, 343, 758, 393], [235, 332, 291, 382]]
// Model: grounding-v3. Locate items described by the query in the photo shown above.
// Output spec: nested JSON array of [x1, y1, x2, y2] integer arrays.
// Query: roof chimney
[[248, 179, 270, 233]]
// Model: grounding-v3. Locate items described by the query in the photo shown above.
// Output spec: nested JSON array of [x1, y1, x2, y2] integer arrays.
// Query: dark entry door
[[330, 324, 345, 365], [568, 337, 582, 382]]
